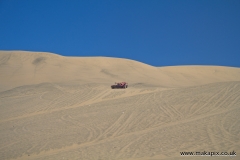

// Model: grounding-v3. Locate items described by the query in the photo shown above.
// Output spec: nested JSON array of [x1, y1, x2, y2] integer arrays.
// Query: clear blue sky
[[0, 0, 239, 67]]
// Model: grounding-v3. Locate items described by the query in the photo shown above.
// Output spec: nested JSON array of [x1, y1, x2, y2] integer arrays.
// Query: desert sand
[[0, 51, 239, 160]]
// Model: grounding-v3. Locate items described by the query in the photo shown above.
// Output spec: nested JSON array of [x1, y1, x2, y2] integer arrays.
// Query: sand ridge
[[1, 51, 240, 91], [0, 51, 239, 160]]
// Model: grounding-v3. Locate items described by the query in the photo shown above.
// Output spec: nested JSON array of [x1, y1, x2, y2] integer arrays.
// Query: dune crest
[[0, 51, 239, 91]]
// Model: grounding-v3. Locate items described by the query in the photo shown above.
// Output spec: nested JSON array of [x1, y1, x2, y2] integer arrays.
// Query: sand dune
[[1, 51, 240, 91], [0, 51, 239, 160]]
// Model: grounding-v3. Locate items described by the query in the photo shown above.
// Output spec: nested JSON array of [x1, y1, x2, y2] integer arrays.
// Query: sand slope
[[0, 51, 239, 160], [1, 51, 240, 91]]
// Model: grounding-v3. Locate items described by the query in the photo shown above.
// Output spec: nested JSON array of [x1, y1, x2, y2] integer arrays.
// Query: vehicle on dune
[[111, 82, 128, 89]]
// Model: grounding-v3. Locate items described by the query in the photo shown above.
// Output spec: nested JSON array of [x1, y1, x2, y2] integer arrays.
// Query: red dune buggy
[[111, 82, 128, 89]]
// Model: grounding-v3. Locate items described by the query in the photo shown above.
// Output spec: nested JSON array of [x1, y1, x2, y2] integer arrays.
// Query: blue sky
[[0, 0, 239, 67]]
